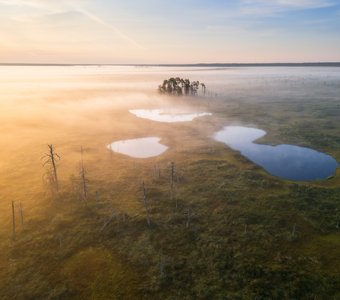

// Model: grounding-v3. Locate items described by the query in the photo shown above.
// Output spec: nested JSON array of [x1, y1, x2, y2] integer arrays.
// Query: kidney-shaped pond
[[129, 109, 212, 123], [107, 137, 168, 158], [214, 126, 338, 181]]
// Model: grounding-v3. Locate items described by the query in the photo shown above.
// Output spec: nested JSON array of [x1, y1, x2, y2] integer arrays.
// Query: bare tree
[[153, 165, 158, 179], [157, 164, 161, 178], [58, 234, 63, 250], [153, 164, 161, 179], [101, 210, 116, 231], [170, 162, 177, 209], [185, 208, 194, 228], [142, 180, 151, 227], [291, 223, 296, 239], [19, 202, 24, 226], [201, 83, 206, 95], [109, 144, 113, 161], [12, 201, 16, 241], [79, 146, 89, 201], [159, 252, 165, 278], [42, 144, 60, 192], [95, 190, 99, 208]]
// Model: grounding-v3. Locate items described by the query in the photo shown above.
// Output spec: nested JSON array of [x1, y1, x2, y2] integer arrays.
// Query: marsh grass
[[0, 66, 339, 299]]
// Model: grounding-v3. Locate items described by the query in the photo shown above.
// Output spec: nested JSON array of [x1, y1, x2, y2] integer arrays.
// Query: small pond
[[214, 126, 338, 181], [107, 137, 168, 158], [129, 109, 212, 123]]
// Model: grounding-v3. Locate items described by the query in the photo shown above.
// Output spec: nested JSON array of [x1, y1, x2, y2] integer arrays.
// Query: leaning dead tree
[[42, 144, 60, 192], [101, 210, 116, 231], [142, 180, 151, 227]]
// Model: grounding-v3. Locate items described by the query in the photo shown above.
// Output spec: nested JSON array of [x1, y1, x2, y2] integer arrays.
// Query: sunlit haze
[[1, 0, 340, 63]]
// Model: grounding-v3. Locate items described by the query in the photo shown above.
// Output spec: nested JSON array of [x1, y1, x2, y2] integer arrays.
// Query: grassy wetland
[[0, 65, 340, 299]]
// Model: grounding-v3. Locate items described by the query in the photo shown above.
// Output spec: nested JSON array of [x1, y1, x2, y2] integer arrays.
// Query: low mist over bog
[[0, 65, 340, 299], [1, 0, 340, 298], [0, 65, 221, 228], [1, 66, 339, 202]]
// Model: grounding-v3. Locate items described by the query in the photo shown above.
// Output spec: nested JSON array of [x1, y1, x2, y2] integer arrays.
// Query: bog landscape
[[1, 0, 340, 299], [0, 65, 339, 299]]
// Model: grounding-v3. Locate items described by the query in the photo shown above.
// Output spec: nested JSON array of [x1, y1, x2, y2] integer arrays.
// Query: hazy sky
[[1, 0, 340, 63]]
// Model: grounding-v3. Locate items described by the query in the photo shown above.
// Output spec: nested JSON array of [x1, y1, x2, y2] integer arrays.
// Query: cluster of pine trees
[[158, 77, 206, 96]]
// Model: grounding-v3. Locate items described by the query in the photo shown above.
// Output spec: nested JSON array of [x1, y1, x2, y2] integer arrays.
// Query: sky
[[1, 0, 340, 64]]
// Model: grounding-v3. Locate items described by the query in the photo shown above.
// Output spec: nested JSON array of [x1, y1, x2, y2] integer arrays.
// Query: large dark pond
[[214, 126, 338, 181]]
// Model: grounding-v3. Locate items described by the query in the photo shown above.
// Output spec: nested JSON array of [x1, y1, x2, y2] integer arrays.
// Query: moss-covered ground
[[0, 67, 339, 299]]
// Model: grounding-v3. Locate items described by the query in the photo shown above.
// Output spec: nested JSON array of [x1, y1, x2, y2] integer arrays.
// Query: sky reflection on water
[[214, 126, 338, 181], [107, 137, 168, 158], [129, 109, 212, 123]]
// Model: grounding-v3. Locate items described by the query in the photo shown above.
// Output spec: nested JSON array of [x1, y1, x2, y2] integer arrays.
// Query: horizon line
[[1, 62, 340, 67]]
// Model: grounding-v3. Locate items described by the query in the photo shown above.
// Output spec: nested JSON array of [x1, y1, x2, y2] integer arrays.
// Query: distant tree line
[[158, 77, 206, 96]]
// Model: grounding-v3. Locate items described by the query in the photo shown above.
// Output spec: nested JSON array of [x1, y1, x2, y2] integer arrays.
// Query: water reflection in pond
[[107, 137, 168, 158], [214, 126, 338, 181], [129, 109, 212, 123]]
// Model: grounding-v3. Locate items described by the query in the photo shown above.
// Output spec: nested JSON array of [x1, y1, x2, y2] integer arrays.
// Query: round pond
[[107, 137, 168, 158]]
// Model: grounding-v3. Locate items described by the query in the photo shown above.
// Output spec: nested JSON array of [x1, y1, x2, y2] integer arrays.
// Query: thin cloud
[[0, 0, 70, 18], [0, 0, 144, 50], [0, 0, 42, 7], [204, 24, 281, 38], [72, 5, 145, 50], [240, 0, 336, 15], [0, 0, 63, 11], [277, 0, 334, 8]]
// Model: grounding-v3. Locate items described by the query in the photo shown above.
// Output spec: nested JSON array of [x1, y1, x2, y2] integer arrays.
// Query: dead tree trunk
[[58, 235, 62, 249], [19, 202, 24, 226], [95, 191, 99, 208], [42, 144, 60, 192], [142, 180, 151, 227], [109, 144, 113, 161], [291, 223, 296, 239], [101, 210, 116, 231], [170, 162, 177, 209], [159, 252, 165, 278], [170, 162, 175, 188], [12, 201, 16, 241], [153, 165, 157, 178], [244, 224, 248, 234], [153, 164, 161, 179], [186, 208, 194, 228], [50, 145, 59, 191], [80, 146, 88, 201]]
